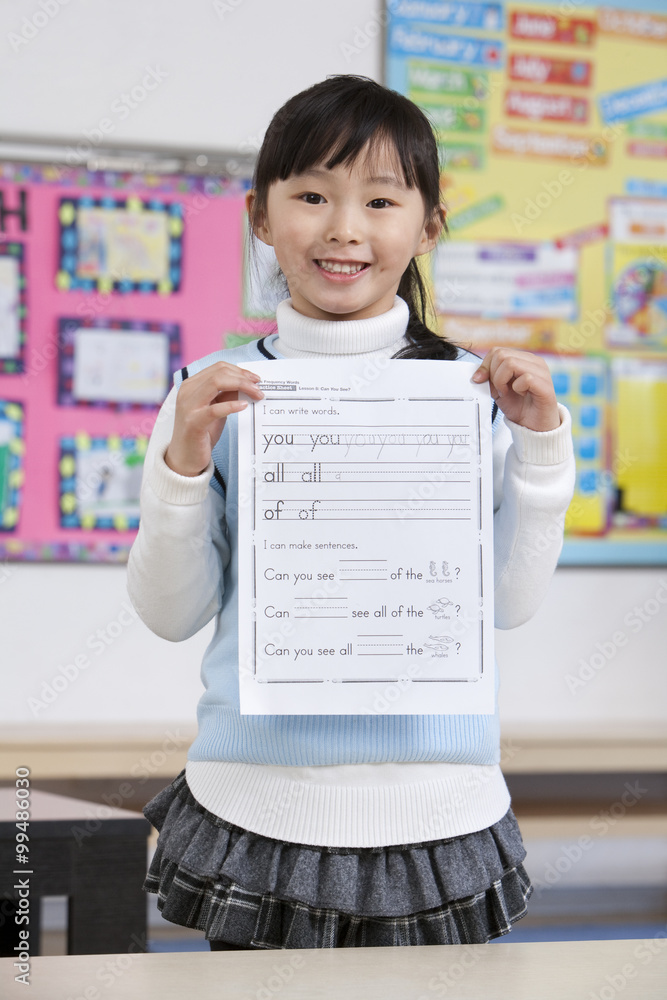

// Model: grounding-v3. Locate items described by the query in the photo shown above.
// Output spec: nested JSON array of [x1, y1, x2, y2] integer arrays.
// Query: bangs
[[279, 113, 422, 190], [252, 76, 441, 215]]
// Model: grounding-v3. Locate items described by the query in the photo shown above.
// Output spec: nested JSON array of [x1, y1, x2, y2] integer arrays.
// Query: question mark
[[455, 605, 461, 615], [455, 642, 461, 653], [455, 567, 460, 578]]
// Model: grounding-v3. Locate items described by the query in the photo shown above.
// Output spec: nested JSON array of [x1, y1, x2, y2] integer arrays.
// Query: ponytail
[[392, 258, 459, 361]]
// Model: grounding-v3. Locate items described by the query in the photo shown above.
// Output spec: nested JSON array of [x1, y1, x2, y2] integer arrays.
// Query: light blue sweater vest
[[176, 335, 501, 766]]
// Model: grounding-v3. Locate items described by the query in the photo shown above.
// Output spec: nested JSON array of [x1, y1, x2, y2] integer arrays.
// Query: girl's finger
[[488, 356, 552, 399], [188, 361, 263, 389], [203, 369, 265, 395], [492, 359, 524, 395], [208, 399, 249, 418], [180, 370, 265, 408], [472, 350, 535, 385], [214, 383, 263, 400], [471, 358, 491, 382], [509, 372, 535, 397], [211, 387, 259, 405]]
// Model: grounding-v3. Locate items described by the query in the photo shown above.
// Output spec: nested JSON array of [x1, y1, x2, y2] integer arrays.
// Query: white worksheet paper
[[237, 359, 495, 715]]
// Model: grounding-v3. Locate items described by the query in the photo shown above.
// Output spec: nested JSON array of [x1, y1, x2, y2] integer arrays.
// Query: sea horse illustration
[[430, 561, 450, 579]]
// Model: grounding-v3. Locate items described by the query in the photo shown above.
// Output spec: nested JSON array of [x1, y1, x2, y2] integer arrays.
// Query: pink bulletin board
[[0, 161, 275, 563]]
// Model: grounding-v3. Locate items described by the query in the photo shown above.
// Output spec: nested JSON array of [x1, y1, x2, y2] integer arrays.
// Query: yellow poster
[[386, 0, 667, 563]]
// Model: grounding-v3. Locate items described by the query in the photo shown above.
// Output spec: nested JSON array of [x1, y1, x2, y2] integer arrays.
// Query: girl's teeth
[[317, 260, 366, 274]]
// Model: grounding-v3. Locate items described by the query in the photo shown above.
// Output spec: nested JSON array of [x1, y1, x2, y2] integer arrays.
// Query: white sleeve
[[126, 385, 230, 641], [492, 403, 576, 629]]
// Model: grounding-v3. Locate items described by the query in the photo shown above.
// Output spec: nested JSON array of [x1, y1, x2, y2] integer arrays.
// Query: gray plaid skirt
[[143, 769, 532, 949]]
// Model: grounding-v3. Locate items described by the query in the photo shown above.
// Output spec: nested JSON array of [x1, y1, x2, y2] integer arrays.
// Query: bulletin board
[[386, 0, 667, 565], [0, 158, 275, 562]]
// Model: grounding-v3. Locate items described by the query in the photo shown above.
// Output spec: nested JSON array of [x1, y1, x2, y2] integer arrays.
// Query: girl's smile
[[315, 259, 369, 276], [246, 146, 442, 322]]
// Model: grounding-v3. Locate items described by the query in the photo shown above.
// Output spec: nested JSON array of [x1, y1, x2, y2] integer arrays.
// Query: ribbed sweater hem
[[185, 759, 510, 847]]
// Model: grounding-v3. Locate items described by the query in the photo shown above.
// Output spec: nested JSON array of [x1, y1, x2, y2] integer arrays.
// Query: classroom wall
[[4, 562, 667, 734], [1, 0, 665, 736]]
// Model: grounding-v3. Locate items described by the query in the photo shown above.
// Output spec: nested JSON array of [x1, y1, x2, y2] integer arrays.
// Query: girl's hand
[[165, 363, 264, 477], [471, 347, 560, 432]]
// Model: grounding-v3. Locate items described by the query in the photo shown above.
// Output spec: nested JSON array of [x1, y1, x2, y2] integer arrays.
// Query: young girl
[[128, 74, 575, 950]]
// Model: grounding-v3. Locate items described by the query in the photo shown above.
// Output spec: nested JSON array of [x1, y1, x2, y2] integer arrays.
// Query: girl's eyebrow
[[294, 167, 408, 188]]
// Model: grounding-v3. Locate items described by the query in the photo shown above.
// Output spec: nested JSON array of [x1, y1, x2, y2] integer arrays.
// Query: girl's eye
[[368, 198, 392, 209], [301, 193, 325, 205]]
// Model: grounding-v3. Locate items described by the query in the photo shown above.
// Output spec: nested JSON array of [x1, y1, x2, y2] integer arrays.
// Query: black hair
[[247, 74, 458, 360]]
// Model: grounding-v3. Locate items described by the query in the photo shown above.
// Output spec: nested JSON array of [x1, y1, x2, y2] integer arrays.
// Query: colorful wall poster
[[0, 243, 25, 373], [547, 354, 609, 536], [433, 240, 578, 319], [612, 358, 667, 519], [57, 318, 181, 408], [606, 198, 667, 349], [59, 434, 145, 531], [57, 196, 184, 294], [0, 400, 24, 531], [0, 160, 274, 562], [386, 0, 667, 564]]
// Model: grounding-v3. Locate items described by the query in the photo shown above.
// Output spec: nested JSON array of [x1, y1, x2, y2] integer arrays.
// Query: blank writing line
[[340, 679, 399, 683], [261, 461, 470, 465], [262, 423, 467, 428]]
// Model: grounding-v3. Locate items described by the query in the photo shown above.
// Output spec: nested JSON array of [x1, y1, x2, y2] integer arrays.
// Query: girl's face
[[247, 143, 442, 322]]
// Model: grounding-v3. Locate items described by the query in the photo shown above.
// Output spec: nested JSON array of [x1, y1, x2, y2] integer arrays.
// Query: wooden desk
[[2, 940, 666, 999], [0, 788, 150, 956]]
